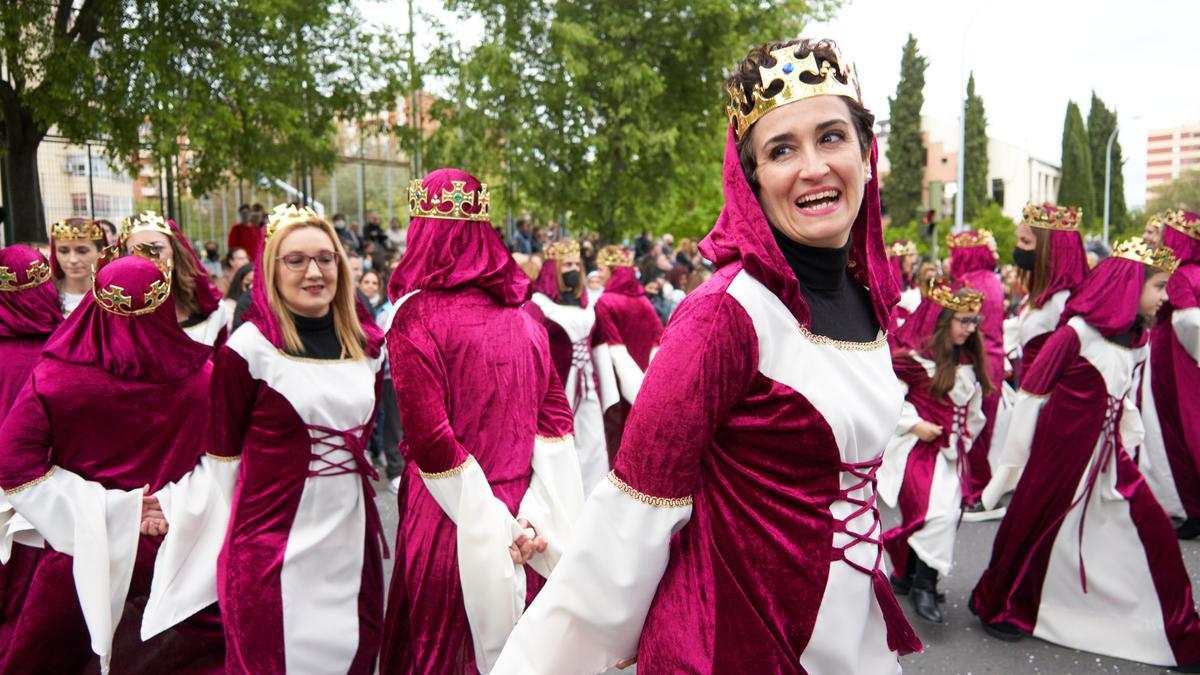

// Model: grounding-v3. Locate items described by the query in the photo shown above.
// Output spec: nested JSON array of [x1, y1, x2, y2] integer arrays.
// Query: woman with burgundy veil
[[379, 169, 582, 673], [0, 245, 62, 652], [495, 38, 921, 674], [970, 238, 1200, 670], [0, 251, 225, 673]]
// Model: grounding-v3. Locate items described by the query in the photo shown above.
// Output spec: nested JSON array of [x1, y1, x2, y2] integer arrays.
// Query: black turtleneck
[[771, 228, 879, 342], [1105, 322, 1142, 348], [291, 310, 343, 360]]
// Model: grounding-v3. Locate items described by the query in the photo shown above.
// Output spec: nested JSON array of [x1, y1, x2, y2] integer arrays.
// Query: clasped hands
[[140, 485, 168, 536], [509, 517, 547, 565]]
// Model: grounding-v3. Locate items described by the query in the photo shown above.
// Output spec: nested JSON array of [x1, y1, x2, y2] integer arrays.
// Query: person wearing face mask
[[227, 203, 264, 263], [48, 218, 105, 317], [495, 38, 921, 673], [333, 214, 361, 254], [878, 284, 990, 625], [527, 239, 607, 493], [970, 239, 1200, 670]]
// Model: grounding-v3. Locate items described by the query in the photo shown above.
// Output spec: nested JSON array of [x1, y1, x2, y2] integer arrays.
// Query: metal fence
[[12, 134, 413, 251]]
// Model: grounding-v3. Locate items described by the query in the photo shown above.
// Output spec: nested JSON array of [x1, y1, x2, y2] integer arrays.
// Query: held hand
[[616, 658, 638, 670], [912, 421, 944, 443], [140, 484, 169, 536], [508, 518, 548, 565]]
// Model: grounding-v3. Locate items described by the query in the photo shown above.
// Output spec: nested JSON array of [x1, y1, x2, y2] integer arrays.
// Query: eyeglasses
[[277, 250, 339, 272], [954, 316, 983, 328]]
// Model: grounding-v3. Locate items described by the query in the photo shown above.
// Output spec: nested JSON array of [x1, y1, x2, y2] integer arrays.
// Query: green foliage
[[1057, 100, 1096, 231], [882, 34, 928, 229], [422, 0, 840, 242], [963, 72, 989, 220], [1087, 92, 1127, 233], [1148, 170, 1200, 214]]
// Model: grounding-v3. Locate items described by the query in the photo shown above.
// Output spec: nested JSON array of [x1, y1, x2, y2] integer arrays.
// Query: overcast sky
[[362, 0, 1200, 209]]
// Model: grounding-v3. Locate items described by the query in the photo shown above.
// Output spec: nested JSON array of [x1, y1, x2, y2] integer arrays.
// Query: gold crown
[[947, 229, 995, 249], [1022, 203, 1080, 231], [51, 219, 104, 242], [0, 259, 52, 292], [726, 43, 862, 140], [409, 179, 490, 222], [597, 245, 634, 268], [1152, 209, 1200, 242], [266, 204, 321, 240], [1112, 237, 1179, 274], [887, 240, 917, 258], [930, 284, 984, 313], [92, 244, 174, 317], [545, 240, 581, 261], [119, 211, 174, 243]]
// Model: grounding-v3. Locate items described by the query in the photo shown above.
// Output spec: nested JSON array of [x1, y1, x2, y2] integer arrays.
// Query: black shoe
[[890, 574, 912, 596], [910, 557, 944, 624], [981, 620, 1024, 642], [963, 502, 985, 514], [1177, 518, 1200, 540]]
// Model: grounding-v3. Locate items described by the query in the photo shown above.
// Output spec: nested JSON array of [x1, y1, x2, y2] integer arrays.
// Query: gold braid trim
[[205, 453, 242, 462], [4, 466, 57, 495], [797, 325, 888, 351], [535, 434, 573, 443], [419, 455, 475, 480], [607, 471, 693, 508]]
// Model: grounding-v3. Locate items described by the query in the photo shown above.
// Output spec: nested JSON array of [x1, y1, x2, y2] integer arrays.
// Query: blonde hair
[[262, 218, 367, 360]]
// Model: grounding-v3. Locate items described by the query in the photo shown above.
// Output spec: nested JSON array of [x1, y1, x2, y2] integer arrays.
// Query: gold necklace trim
[[607, 471, 693, 508], [419, 455, 475, 480], [4, 466, 57, 494], [535, 434, 573, 443], [206, 453, 242, 462], [797, 325, 888, 351]]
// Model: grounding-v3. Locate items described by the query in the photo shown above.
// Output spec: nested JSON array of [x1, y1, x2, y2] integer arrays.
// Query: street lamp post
[[1102, 115, 1139, 247]]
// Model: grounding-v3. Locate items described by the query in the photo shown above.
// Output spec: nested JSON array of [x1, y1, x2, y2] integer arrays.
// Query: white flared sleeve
[[493, 473, 693, 675], [981, 390, 1048, 509], [1119, 396, 1146, 459], [0, 491, 43, 563], [517, 435, 585, 579], [421, 456, 529, 674], [5, 467, 142, 673], [1173, 307, 1200, 364], [878, 383, 921, 508], [608, 344, 645, 404], [967, 383, 987, 443], [140, 453, 241, 639], [591, 343, 621, 411]]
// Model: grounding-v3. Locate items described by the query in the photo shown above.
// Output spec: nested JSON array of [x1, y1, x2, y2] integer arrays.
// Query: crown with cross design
[[408, 179, 490, 222], [91, 243, 174, 317], [0, 258, 52, 292]]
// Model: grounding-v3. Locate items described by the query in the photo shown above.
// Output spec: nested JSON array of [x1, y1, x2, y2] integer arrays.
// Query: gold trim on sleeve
[[4, 466, 57, 495], [419, 454, 475, 480], [534, 434, 573, 443], [205, 453, 242, 462], [797, 325, 888, 351], [607, 471, 693, 508]]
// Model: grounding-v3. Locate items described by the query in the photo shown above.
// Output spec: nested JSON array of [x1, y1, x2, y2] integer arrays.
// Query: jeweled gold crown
[[51, 219, 104, 242], [1152, 209, 1200, 242], [545, 240, 581, 261], [726, 42, 862, 140], [597, 245, 633, 268], [1112, 237, 1179, 274], [266, 204, 321, 241], [947, 229, 995, 249], [409, 179, 490, 222], [887, 240, 917, 258], [1022, 203, 1080, 231], [92, 244, 174, 317], [930, 284, 983, 313], [119, 211, 173, 243], [0, 259, 52, 292]]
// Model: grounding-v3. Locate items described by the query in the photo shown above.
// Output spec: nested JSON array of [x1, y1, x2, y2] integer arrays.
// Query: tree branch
[[54, 0, 73, 37], [66, 0, 106, 47]]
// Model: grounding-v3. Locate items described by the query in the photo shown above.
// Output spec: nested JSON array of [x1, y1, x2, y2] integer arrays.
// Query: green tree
[[422, 0, 840, 242], [1087, 92, 1127, 233], [1148, 169, 1200, 214], [962, 72, 989, 221], [882, 34, 928, 229], [0, 0, 406, 243], [1057, 100, 1096, 230]]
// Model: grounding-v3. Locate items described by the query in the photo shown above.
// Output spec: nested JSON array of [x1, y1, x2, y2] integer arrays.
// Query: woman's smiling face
[[749, 95, 869, 248]]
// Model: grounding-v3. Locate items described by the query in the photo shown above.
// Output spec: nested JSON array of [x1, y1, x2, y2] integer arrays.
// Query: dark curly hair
[[725, 38, 875, 192]]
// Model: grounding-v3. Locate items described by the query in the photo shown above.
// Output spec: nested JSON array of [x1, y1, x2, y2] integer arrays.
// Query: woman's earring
[[865, 167, 873, 183]]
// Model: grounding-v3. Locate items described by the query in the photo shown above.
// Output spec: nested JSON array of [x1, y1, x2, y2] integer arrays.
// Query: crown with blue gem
[[408, 179, 490, 222], [726, 41, 862, 140]]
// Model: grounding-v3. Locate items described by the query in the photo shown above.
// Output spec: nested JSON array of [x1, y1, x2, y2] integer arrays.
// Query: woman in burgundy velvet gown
[[0, 245, 62, 653], [496, 38, 920, 674], [0, 252, 225, 673], [379, 169, 582, 673], [971, 238, 1200, 670], [879, 284, 990, 625]]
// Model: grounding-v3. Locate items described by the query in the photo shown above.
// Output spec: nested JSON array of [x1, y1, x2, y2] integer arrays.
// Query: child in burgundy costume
[[0, 254, 225, 673], [971, 240, 1200, 669], [380, 169, 582, 673]]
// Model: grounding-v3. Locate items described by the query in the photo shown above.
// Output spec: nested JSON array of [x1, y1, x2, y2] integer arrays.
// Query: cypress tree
[[883, 34, 928, 228], [1058, 101, 1096, 229], [963, 72, 989, 221], [1087, 92, 1128, 231]]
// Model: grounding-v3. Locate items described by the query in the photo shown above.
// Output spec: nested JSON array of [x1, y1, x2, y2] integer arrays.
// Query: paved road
[[374, 480, 1196, 674]]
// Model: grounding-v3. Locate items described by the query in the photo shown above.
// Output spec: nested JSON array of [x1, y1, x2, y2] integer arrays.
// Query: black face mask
[[1012, 246, 1035, 271], [561, 270, 581, 290], [206, 249, 219, 262]]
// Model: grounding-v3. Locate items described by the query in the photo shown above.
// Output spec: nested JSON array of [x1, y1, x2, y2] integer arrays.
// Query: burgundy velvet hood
[[1059, 254, 1150, 343], [603, 266, 645, 298], [166, 219, 221, 316], [1163, 211, 1200, 264], [0, 245, 63, 337]]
